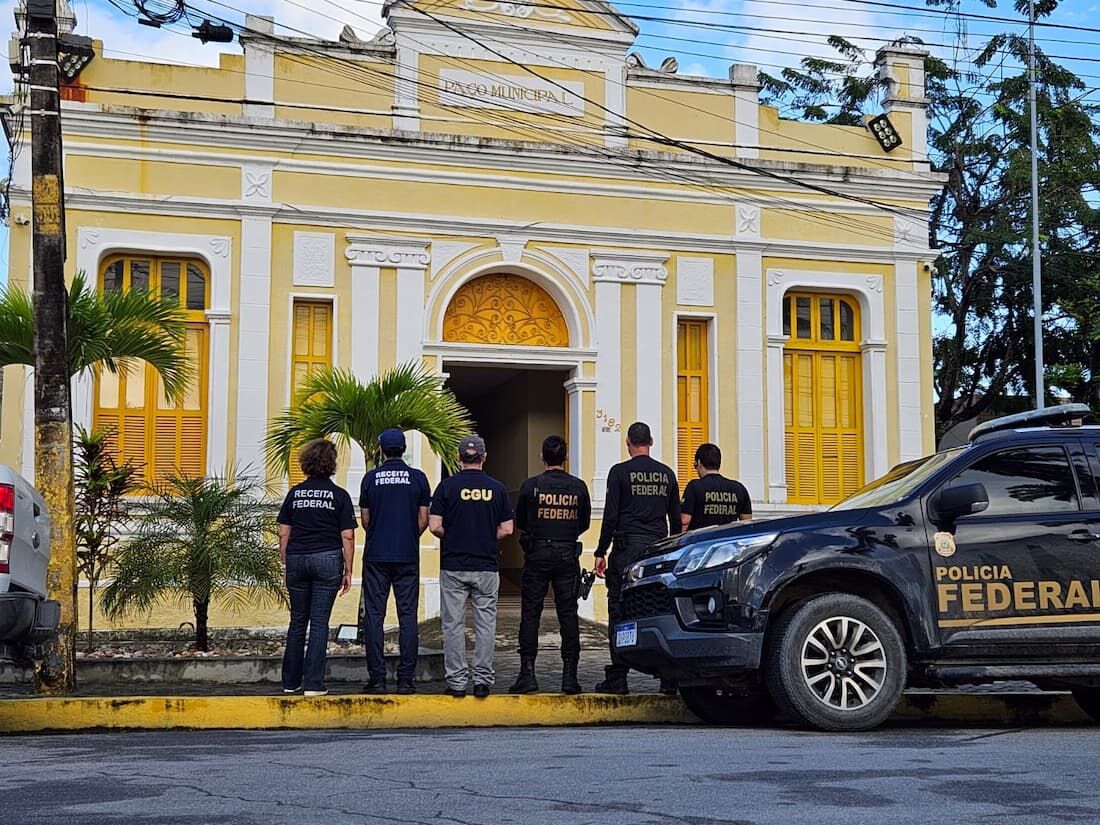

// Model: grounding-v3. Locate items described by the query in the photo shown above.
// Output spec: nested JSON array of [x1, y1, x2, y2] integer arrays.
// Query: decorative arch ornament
[[442, 273, 570, 347]]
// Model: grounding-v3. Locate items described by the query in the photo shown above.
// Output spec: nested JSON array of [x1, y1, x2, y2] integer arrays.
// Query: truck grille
[[622, 584, 675, 619]]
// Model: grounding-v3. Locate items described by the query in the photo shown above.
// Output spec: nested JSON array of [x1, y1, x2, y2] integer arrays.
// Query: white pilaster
[[765, 335, 788, 503], [604, 59, 628, 148], [565, 376, 597, 481], [234, 217, 272, 474], [735, 249, 765, 501], [243, 15, 275, 120], [731, 64, 761, 159], [206, 309, 232, 475], [894, 261, 923, 462], [392, 39, 421, 130], [594, 250, 668, 490], [592, 279, 621, 503], [863, 342, 890, 479]]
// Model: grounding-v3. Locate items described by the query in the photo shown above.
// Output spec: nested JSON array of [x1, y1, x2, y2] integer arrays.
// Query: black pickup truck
[[614, 404, 1100, 731]]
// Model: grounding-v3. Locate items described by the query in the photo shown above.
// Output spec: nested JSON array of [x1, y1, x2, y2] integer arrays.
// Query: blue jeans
[[363, 561, 420, 681], [282, 549, 343, 691]]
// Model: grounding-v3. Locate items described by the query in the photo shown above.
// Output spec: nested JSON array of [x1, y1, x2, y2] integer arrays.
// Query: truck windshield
[[830, 448, 966, 511]]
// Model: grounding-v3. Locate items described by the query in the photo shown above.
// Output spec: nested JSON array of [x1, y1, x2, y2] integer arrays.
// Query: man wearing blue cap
[[359, 428, 431, 694]]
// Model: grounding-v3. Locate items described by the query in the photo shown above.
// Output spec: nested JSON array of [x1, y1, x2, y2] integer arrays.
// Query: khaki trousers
[[440, 569, 499, 690]]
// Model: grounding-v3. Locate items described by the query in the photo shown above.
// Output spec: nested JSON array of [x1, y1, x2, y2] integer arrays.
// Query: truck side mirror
[[935, 481, 989, 523]]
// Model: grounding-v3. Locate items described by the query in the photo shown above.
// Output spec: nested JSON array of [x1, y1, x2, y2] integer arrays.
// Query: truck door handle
[[1068, 530, 1100, 543]]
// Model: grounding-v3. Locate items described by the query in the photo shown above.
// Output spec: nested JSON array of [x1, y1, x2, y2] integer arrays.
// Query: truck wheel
[[679, 686, 775, 726], [1072, 688, 1100, 722], [765, 593, 906, 732]]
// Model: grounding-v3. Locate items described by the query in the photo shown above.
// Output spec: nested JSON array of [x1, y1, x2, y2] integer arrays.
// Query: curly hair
[[299, 439, 338, 478]]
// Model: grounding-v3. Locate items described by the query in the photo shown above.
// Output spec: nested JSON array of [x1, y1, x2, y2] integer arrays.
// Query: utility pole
[[26, 0, 76, 693], [1028, 0, 1045, 409]]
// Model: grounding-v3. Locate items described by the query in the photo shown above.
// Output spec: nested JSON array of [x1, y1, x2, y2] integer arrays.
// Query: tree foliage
[[264, 361, 474, 477], [73, 425, 139, 651], [0, 271, 191, 401], [760, 3, 1100, 436], [100, 471, 285, 651]]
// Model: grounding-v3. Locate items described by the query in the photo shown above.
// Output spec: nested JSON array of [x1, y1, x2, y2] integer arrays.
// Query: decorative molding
[[496, 234, 527, 264], [345, 235, 430, 269], [736, 204, 761, 237], [564, 377, 598, 393], [442, 273, 569, 347], [242, 164, 272, 201], [293, 231, 335, 287], [676, 257, 714, 306], [542, 246, 590, 286], [865, 275, 884, 294], [462, 0, 572, 23], [430, 241, 480, 279], [209, 238, 230, 258], [591, 251, 669, 285], [79, 228, 99, 249], [205, 308, 232, 322], [767, 269, 785, 287]]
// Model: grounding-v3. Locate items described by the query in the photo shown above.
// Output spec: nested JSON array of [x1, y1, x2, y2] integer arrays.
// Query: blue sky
[[1, 0, 1097, 284]]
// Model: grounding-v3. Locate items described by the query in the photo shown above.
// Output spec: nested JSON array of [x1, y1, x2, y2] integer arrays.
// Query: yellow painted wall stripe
[[939, 613, 1100, 628]]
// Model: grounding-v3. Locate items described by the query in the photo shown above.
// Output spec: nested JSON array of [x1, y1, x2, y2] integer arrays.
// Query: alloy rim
[[799, 616, 887, 711]]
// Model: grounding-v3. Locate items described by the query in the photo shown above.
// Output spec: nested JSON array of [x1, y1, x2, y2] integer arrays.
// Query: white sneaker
[[304, 689, 329, 697], [283, 687, 301, 694]]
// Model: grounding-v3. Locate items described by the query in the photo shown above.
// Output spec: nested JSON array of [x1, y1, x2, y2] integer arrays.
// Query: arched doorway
[[783, 291, 864, 505], [440, 273, 573, 586]]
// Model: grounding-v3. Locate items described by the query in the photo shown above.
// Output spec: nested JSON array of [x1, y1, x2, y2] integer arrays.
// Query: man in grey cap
[[429, 435, 513, 698]]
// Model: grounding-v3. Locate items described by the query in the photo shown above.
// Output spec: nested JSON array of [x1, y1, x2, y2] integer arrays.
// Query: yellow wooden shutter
[[783, 293, 864, 505], [289, 300, 334, 483], [677, 319, 709, 491], [94, 256, 209, 487]]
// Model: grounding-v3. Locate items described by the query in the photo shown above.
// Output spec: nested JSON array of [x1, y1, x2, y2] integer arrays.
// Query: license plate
[[615, 621, 638, 649]]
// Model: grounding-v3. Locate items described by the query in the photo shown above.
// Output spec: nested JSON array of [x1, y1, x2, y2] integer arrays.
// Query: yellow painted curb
[[0, 694, 698, 733], [896, 692, 1089, 725]]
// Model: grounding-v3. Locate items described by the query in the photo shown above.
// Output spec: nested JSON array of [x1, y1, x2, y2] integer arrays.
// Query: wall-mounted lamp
[[867, 113, 903, 153]]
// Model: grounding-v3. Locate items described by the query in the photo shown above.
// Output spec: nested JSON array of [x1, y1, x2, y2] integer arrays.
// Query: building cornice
[[32, 190, 937, 263], [52, 105, 947, 205]]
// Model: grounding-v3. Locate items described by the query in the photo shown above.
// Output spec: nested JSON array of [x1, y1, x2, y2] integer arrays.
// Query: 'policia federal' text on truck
[[614, 405, 1100, 731]]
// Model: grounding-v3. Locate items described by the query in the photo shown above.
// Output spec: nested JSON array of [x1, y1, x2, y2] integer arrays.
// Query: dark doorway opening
[[445, 365, 569, 595]]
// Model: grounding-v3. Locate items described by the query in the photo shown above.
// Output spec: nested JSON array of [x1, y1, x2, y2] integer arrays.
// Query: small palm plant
[[101, 471, 286, 651], [264, 361, 474, 478], [0, 271, 190, 398]]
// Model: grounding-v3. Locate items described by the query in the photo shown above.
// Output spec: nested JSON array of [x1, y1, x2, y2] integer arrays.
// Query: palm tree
[[264, 361, 474, 478], [100, 471, 286, 651], [0, 271, 190, 400]]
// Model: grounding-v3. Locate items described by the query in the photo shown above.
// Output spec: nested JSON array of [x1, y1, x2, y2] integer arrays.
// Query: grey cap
[[459, 434, 486, 461]]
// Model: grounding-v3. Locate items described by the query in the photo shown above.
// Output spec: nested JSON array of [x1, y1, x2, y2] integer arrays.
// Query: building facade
[[0, 0, 941, 624]]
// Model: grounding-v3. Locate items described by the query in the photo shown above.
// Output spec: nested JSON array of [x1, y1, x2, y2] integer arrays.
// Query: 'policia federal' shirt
[[596, 455, 680, 556], [430, 469, 514, 572], [277, 477, 357, 555], [515, 470, 592, 542], [359, 458, 431, 564], [681, 474, 752, 530]]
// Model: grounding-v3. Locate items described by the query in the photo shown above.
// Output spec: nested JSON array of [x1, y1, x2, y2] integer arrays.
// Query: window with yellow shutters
[[94, 256, 209, 486], [677, 319, 709, 492], [288, 300, 333, 484], [782, 293, 863, 505]]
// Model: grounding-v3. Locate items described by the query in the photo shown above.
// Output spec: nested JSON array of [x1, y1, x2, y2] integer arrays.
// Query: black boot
[[561, 655, 583, 695], [593, 667, 629, 696], [509, 655, 539, 694]]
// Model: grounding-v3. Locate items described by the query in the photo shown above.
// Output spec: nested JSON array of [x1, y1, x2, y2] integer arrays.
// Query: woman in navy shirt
[[278, 439, 357, 696]]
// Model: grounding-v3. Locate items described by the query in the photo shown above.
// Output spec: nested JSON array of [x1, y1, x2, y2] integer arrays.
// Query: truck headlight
[[674, 532, 778, 576]]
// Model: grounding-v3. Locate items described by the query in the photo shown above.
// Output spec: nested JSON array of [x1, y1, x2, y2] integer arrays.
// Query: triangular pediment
[[387, 0, 639, 38]]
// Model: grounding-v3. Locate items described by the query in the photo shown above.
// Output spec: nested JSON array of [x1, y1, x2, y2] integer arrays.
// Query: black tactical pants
[[605, 534, 657, 678], [518, 540, 581, 659]]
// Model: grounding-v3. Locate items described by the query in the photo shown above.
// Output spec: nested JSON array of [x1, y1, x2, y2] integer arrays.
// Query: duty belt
[[528, 537, 576, 548]]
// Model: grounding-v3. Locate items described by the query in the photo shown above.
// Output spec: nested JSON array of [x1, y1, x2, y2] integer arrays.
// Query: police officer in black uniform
[[594, 421, 681, 695], [680, 442, 753, 532], [509, 435, 592, 695]]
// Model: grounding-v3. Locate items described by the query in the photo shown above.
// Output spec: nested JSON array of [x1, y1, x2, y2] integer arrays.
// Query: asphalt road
[[6, 726, 1100, 825]]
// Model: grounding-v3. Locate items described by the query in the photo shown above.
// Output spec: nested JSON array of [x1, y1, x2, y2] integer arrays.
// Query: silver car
[[0, 465, 58, 662]]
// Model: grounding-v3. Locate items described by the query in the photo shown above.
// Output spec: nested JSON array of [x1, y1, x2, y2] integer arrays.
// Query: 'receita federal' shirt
[[430, 469, 513, 572], [681, 474, 752, 530], [359, 458, 431, 564], [277, 476, 357, 555]]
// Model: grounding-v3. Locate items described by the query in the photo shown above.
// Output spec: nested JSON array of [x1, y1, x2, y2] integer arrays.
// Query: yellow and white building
[[0, 0, 942, 625]]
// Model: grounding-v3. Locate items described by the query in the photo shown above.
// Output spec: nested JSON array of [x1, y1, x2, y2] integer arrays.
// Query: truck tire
[[764, 593, 906, 732], [679, 685, 776, 726], [1072, 688, 1100, 723]]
